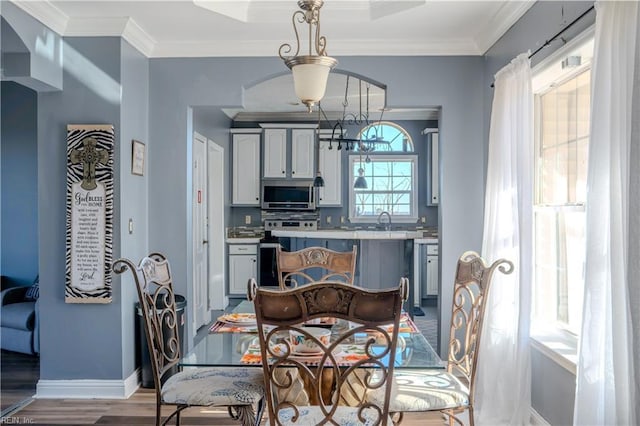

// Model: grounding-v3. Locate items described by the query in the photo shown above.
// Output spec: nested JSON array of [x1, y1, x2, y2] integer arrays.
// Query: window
[[532, 36, 593, 336], [349, 122, 418, 223]]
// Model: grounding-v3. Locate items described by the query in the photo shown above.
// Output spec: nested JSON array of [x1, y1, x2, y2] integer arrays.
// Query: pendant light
[[279, 0, 337, 113], [353, 152, 367, 189]]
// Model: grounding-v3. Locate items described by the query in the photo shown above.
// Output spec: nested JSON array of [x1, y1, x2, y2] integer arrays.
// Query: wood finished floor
[[0, 350, 39, 414], [6, 389, 447, 425]]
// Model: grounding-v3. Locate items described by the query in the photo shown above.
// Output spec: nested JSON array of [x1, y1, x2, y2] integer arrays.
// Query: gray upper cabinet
[[262, 125, 315, 179]]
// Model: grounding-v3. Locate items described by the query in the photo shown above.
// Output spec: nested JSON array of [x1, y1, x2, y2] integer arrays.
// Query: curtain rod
[[528, 5, 595, 60], [490, 5, 595, 88]]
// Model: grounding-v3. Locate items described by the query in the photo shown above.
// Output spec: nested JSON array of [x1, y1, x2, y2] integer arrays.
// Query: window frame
[[530, 27, 594, 359], [348, 154, 419, 224]]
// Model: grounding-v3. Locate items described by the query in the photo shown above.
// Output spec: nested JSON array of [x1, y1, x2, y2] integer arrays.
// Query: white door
[[207, 140, 226, 310], [192, 132, 208, 330]]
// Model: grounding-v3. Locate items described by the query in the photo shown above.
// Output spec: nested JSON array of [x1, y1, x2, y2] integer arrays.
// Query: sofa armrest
[[1, 286, 28, 305]]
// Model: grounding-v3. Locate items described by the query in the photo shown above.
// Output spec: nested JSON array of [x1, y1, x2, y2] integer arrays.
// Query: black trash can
[[136, 294, 186, 388]]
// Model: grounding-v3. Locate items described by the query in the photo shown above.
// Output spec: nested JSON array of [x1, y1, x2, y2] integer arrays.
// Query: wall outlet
[[421, 216, 426, 223], [326, 216, 332, 224], [340, 216, 345, 224], [245, 215, 251, 225]]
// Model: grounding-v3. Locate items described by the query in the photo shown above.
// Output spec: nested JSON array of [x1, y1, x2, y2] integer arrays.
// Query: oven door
[[258, 238, 291, 287], [258, 242, 282, 287]]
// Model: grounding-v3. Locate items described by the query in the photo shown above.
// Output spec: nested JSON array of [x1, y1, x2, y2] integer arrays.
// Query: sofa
[[0, 277, 39, 355]]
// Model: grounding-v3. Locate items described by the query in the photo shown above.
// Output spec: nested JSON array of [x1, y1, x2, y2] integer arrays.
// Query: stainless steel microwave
[[261, 181, 316, 211]]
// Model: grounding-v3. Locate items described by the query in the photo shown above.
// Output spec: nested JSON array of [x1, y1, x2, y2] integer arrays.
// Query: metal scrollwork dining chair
[[276, 245, 357, 289], [249, 278, 408, 425], [113, 253, 265, 426], [367, 251, 514, 426]]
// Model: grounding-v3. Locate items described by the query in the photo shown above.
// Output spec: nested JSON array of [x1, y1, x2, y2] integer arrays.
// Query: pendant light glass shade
[[287, 56, 337, 113], [313, 171, 325, 187], [354, 167, 367, 189]]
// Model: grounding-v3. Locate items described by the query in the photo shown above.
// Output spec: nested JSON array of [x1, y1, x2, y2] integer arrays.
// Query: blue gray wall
[[1, 81, 39, 286], [118, 39, 150, 379], [482, 1, 595, 424], [37, 35, 123, 380]]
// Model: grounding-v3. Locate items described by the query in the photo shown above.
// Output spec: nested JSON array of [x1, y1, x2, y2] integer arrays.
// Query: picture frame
[[131, 140, 145, 176]]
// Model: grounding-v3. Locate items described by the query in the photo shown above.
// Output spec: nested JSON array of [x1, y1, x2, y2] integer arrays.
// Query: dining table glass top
[[181, 300, 444, 369]]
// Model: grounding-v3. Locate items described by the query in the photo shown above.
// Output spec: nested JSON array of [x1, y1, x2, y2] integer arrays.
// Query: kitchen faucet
[[377, 211, 392, 231]]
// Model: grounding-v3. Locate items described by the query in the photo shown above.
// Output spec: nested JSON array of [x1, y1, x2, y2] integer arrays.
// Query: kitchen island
[[270, 229, 438, 313]]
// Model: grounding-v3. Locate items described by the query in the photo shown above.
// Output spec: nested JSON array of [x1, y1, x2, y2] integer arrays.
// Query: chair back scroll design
[[113, 253, 180, 393], [249, 278, 408, 425], [276, 245, 357, 289], [447, 251, 514, 405]]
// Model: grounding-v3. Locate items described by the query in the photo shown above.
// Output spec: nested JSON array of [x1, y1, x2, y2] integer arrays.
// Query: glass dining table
[[181, 300, 444, 370]]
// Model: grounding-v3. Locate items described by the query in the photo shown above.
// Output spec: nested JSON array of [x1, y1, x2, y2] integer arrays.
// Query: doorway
[[191, 133, 226, 333]]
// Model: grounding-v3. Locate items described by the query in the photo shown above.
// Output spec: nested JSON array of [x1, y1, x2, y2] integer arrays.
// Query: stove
[[262, 211, 319, 231]]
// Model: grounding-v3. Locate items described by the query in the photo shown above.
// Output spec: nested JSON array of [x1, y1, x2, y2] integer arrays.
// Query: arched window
[[356, 121, 413, 152], [349, 122, 418, 223]]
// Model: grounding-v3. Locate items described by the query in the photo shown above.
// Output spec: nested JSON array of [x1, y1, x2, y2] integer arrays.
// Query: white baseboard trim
[[36, 368, 140, 399], [530, 408, 551, 425]]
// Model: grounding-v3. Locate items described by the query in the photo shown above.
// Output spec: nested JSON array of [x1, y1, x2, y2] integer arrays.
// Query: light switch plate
[[245, 215, 251, 225]]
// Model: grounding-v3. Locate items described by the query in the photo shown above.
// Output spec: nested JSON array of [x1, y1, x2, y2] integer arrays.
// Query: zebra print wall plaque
[[65, 125, 114, 303]]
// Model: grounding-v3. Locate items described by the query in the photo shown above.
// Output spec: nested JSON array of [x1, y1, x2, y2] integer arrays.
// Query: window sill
[[530, 327, 578, 375]]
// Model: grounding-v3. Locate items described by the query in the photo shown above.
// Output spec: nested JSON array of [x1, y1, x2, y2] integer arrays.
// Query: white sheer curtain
[[476, 53, 532, 425], [574, 2, 639, 425]]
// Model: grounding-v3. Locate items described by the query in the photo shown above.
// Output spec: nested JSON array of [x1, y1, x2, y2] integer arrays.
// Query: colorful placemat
[[240, 343, 369, 366], [209, 321, 258, 333]]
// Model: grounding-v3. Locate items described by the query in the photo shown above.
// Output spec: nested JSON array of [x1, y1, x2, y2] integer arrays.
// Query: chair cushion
[[1, 302, 36, 330], [277, 406, 392, 426], [367, 370, 469, 412], [162, 367, 264, 407]]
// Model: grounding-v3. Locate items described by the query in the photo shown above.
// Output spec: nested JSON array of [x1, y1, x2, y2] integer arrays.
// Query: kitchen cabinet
[[317, 135, 342, 206], [424, 244, 439, 296], [228, 244, 257, 295], [262, 125, 315, 179], [231, 130, 261, 205], [263, 129, 287, 178]]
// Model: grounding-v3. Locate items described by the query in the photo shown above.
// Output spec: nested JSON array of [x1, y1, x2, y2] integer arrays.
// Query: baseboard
[[530, 408, 551, 426], [36, 368, 140, 399]]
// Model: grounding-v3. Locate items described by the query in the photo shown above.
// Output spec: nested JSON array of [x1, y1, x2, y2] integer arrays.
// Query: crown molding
[[122, 19, 156, 57], [150, 38, 482, 58], [475, 0, 536, 54], [12, 0, 68, 35]]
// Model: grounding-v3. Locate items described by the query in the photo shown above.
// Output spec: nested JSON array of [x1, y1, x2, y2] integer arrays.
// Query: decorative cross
[[70, 137, 109, 190]]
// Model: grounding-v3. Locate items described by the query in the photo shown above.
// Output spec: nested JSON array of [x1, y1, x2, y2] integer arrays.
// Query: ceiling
[[11, 0, 535, 120]]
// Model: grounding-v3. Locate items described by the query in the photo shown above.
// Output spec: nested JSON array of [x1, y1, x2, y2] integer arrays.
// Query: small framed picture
[[131, 140, 145, 176]]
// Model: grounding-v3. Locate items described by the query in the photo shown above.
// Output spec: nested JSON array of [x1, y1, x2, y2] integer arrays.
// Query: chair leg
[[254, 398, 266, 426], [467, 406, 474, 426]]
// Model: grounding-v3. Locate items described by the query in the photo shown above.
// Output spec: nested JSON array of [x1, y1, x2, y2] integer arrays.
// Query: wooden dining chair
[[113, 253, 265, 426], [276, 245, 357, 289], [249, 278, 408, 425], [367, 251, 514, 426]]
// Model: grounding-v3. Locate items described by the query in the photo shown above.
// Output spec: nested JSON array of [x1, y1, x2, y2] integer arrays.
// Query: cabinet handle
[[292, 170, 295, 174], [282, 170, 285, 174], [203, 240, 208, 244]]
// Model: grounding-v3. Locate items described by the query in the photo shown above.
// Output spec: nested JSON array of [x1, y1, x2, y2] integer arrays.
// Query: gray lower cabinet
[[228, 244, 257, 295], [358, 240, 406, 290]]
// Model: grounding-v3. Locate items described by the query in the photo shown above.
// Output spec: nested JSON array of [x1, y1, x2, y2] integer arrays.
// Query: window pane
[[534, 63, 590, 336], [350, 152, 416, 220]]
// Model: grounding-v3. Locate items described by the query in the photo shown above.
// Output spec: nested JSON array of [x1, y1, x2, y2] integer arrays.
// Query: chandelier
[[313, 73, 389, 189], [279, 0, 337, 113]]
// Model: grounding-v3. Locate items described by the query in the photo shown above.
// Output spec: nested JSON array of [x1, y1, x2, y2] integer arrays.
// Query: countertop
[[226, 229, 438, 243]]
